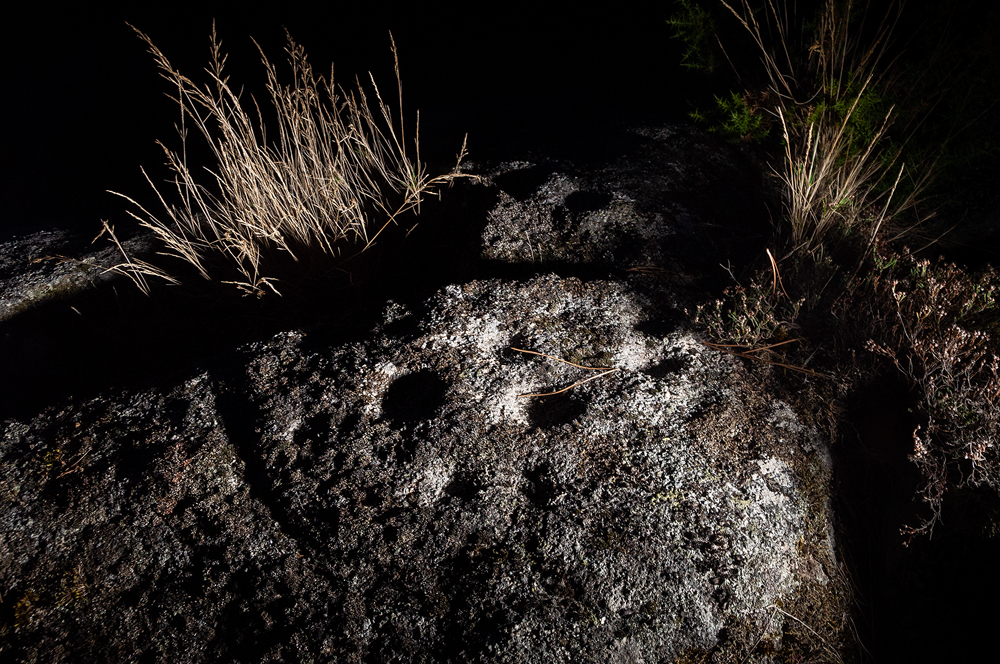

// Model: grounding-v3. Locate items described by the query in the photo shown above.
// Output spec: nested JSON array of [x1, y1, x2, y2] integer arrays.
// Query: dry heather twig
[[864, 254, 1000, 537]]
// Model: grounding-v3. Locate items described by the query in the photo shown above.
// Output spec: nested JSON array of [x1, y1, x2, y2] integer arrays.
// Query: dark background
[[5, 2, 996, 248], [2, 3, 685, 240]]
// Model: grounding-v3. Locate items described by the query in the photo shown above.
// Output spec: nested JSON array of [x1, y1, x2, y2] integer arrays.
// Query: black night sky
[[2, 3, 683, 239], [5, 2, 997, 249]]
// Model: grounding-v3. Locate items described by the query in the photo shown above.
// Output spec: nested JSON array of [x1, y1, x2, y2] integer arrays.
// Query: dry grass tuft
[[107, 24, 473, 296], [719, 0, 934, 258]]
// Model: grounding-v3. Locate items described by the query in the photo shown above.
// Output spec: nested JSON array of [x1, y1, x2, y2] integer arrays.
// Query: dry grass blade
[[772, 605, 846, 664], [510, 347, 616, 371], [517, 370, 619, 398], [512, 347, 619, 398], [703, 338, 829, 378], [106, 24, 474, 296], [765, 248, 789, 299], [94, 220, 181, 295]]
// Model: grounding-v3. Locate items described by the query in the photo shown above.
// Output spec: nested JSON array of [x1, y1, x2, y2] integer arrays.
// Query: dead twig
[[766, 248, 790, 301], [703, 338, 829, 379], [773, 605, 845, 663], [56, 443, 93, 480], [511, 347, 619, 398]]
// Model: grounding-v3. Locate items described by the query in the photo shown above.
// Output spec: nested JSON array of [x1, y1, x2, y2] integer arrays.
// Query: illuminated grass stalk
[[719, 0, 932, 258], [108, 24, 471, 296]]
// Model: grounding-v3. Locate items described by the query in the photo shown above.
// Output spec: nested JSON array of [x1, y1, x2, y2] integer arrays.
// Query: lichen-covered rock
[[1, 272, 844, 662], [0, 228, 155, 323], [0, 124, 850, 662], [476, 125, 771, 287]]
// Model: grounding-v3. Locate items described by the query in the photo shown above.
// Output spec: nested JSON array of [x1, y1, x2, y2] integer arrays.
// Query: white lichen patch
[[416, 458, 455, 507], [768, 400, 806, 435], [757, 456, 796, 490], [486, 384, 531, 426], [613, 331, 667, 372]]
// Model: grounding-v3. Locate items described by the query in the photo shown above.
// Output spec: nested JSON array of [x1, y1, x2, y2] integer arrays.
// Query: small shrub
[[860, 250, 1000, 536], [708, 90, 771, 143], [666, 0, 719, 73], [694, 277, 800, 350]]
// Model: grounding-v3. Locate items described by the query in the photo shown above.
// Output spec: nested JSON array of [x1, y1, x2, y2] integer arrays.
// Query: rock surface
[[0, 126, 851, 662], [0, 228, 156, 324]]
